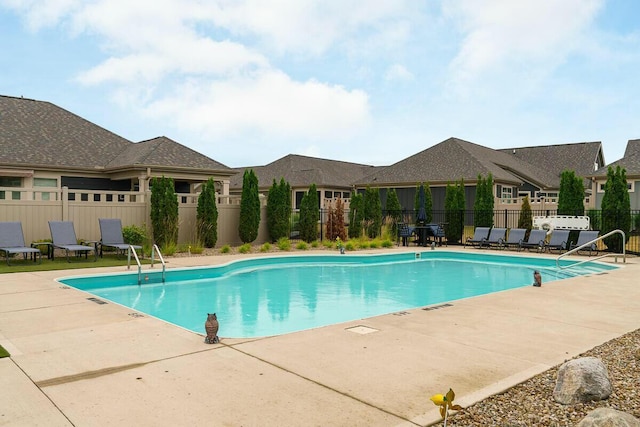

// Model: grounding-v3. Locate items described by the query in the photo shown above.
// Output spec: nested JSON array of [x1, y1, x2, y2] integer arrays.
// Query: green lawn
[[0, 253, 152, 274]]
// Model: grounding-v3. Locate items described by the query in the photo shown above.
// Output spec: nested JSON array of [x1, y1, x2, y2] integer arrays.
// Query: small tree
[[299, 184, 319, 242], [267, 178, 291, 241], [557, 170, 585, 216], [150, 176, 179, 248], [326, 199, 347, 241], [474, 173, 494, 227], [364, 186, 382, 238], [445, 179, 465, 244], [385, 188, 402, 237], [348, 192, 364, 238], [518, 195, 533, 230], [196, 177, 218, 248], [238, 169, 260, 243], [601, 166, 631, 252]]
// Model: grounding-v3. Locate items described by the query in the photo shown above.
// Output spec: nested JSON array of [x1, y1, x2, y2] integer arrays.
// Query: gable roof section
[[499, 141, 604, 188], [624, 139, 640, 158], [355, 137, 552, 188], [0, 95, 233, 174], [108, 136, 231, 172], [230, 154, 376, 190], [0, 95, 131, 170]]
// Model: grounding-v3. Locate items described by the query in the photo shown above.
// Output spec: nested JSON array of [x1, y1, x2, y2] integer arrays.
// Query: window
[[501, 187, 512, 198], [333, 191, 341, 198], [324, 191, 332, 198], [34, 178, 58, 201], [343, 191, 350, 199], [0, 176, 22, 200]]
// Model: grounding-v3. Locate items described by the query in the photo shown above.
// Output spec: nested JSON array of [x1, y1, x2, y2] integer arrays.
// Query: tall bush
[[348, 192, 364, 238], [238, 169, 260, 243], [601, 166, 631, 252], [267, 178, 291, 241], [557, 170, 585, 216], [363, 186, 382, 238], [299, 184, 319, 242], [518, 195, 533, 230], [150, 176, 179, 248], [444, 179, 465, 244], [196, 177, 218, 247], [326, 199, 347, 241], [474, 173, 494, 227], [385, 188, 402, 237]]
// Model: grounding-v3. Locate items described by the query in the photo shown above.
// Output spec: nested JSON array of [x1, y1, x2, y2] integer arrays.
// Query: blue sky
[[1, 0, 638, 168]]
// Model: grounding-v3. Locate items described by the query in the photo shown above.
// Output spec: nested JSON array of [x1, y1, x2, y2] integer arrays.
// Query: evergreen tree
[[238, 169, 260, 243], [385, 188, 402, 236], [348, 192, 364, 238], [518, 195, 533, 230], [474, 173, 494, 227], [267, 178, 291, 241], [444, 179, 465, 244], [150, 176, 179, 248], [363, 186, 382, 238], [299, 184, 319, 242], [601, 166, 631, 252], [557, 170, 585, 216], [196, 177, 218, 247]]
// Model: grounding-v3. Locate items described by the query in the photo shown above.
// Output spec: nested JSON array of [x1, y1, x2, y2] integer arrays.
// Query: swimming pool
[[58, 251, 617, 338]]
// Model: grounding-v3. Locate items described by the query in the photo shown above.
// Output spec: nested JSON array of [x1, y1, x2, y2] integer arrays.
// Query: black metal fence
[[290, 208, 640, 254]]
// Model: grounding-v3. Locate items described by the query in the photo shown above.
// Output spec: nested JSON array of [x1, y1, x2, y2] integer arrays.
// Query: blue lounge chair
[[465, 227, 490, 248], [49, 221, 96, 262], [569, 230, 599, 256], [543, 230, 570, 253], [0, 221, 42, 265], [518, 229, 547, 252], [499, 228, 527, 250], [480, 227, 507, 249], [99, 218, 143, 257]]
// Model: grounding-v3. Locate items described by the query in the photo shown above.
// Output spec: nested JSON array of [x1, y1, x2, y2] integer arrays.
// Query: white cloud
[[385, 64, 413, 81], [444, 0, 603, 88]]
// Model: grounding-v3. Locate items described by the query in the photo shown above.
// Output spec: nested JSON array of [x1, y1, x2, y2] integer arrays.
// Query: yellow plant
[[430, 388, 463, 425]]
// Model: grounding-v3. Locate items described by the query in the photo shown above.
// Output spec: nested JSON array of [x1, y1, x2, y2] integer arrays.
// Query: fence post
[[62, 186, 69, 221]]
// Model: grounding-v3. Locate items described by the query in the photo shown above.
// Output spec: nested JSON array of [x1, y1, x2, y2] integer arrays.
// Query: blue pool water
[[58, 252, 617, 338]]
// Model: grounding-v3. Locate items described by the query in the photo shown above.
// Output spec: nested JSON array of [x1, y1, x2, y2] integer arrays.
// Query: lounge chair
[[569, 230, 599, 256], [0, 221, 42, 265], [465, 227, 490, 248], [518, 229, 547, 252], [480, 227, 507, 249], [543, 230, 570, 253], [499, 228, 526, 250], [99, 218, 143, 257], [48, 221, 96, 262]]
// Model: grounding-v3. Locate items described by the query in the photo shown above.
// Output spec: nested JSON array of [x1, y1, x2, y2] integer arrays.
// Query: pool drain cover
[[87, 297, 107, 305], [346, 325, 379, 335]]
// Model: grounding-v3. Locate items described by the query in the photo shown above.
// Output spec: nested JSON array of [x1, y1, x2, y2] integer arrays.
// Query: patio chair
[[48, 221, 96, 262], [543, 230, 570, 253], [569, 230, 600, 256], [465, 227, 490, 248], [0, 221, 42, 265], [99, 218, 143, 257], [480, 227, 507, 249], [499, 228, 527, 250], [518, 229, 547, 252]]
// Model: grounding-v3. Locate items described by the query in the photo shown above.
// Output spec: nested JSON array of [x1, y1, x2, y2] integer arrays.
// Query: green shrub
[[322, 239, 335, 249], [150, 176, 179, 248], [239, 169, 260, 243], [260, 242, 272, 252], [311, 240, 319, 248], [196, 177, 218, 247], [381, 239, 394, 248], [357, 240, 370, 249], [220, 245, 231, 254], [277, 237, 291, 251], [122, 224, 147, 245], [345, 241, 356, 251], [238, 243, 252, 254], [296, 241, 308, 250], [369, 240, 380, 249], [161, 241, 177, 256]]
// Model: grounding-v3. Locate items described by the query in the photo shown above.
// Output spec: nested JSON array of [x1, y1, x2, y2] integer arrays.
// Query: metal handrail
[[556, 229, 626, 269], [151, 244, 166, 283], [128, 246, 143, 285]]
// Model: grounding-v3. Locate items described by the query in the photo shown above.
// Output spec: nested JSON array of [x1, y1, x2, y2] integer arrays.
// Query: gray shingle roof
[[355, 137, 555, 188], [624, 139, 640, 158], [499, 141, 604, 188], [0, 95, 232, 173], [230, 154, 376, 190]]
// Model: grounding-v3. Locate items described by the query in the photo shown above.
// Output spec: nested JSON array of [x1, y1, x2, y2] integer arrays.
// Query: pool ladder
[[556, 229, 626, 270], [128, 244, 166, 285]]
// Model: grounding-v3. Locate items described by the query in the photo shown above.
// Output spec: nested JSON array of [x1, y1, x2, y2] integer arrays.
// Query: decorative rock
[[553, 357, 612, 404], [577, 407, 640, 427]]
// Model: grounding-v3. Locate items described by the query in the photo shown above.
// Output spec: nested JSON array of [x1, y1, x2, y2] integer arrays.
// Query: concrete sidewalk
[[1, 249, 638, 426]]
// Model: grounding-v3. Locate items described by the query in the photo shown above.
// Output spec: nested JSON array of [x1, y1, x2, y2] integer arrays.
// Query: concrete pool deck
[[1, 247, 638, 426]]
